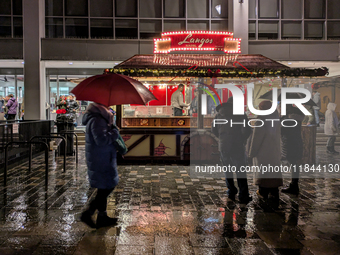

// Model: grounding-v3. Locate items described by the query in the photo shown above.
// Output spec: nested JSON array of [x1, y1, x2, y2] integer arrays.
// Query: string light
[[154, 30, 240, 54]]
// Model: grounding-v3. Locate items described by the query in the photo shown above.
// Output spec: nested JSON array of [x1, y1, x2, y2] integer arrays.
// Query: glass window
[[13, 0, 22, 15], [164, 20, 185, 31], [304, 21, 323, 39], [258, 22, 278, 39], [327, 0, 340, 19], [327, 22, 340, 40], [249, 21, 256, 40], [45, 0, 63, 16], [211, 20, 228, 31], [212, 0, 228, 18], [65, 18, 88, 38], [304, 0, 325, 19], [46, 18, 63, 38], [282, 0, 302, 19], [115, 19, 137, 39], [259, 0, 278, 19], [90, 0, 113, 17], [140, 20, 162, 39], [0, 17, 11, 37], [140, 0, 161, 18], [0, 0, 11, 15], [282, 22, 301, 39], [249, 0, 256, 19], [115, 0, 137, 17], [187, 0, 208, 18], [65, 0, 88, 16], [90, 19, 113, 39], [13, 17, 23, 38], [187, 21, 209, 30], [164, 0, 185, 18]]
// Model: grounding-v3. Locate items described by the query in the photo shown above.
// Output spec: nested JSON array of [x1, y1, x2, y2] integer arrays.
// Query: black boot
[[96, 212, 118, 229], [331, 146, 339, 154], [80, 210, 96, 228], [327, 146, 333, 154], [281, 183, 299, 195]]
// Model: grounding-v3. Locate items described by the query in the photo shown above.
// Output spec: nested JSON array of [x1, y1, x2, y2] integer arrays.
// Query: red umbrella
[[70, 73, 157, 106]]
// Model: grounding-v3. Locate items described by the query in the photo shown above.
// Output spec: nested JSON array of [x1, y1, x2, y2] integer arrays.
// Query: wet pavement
[[0, 146, 340, 254]]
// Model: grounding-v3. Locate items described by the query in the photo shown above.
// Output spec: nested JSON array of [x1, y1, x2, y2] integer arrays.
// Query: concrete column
[[23, 0, 46, 120], [229, 0, 249, 54]]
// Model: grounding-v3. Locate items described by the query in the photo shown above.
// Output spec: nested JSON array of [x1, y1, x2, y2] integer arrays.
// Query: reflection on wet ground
[[0, 147, 340, 254]]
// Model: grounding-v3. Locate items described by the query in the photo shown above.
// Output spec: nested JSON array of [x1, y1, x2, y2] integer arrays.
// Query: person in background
[[57, 95, 68, 110], [0, 96, 4, 120], [21, 97, 24, 120], [171, 84, 188, 116], [189, 89, 199, 115], [312, 91, 321, 127], [212, 97, 252, 204], [302, 104, 315, 126], [3, 97, 8, 120], [81, 102, 127, 229], [67, 94, 79, 113], [207, 94, 219, 116], [67, 94, 79, 125], [249, 101, 282, 205], [324, 102, 339, 154], [5, 94, 18, 120], [281, 105, 305, 195]]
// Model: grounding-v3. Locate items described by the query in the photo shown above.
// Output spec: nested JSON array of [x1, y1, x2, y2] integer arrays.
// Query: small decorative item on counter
[[140, 119, 149, 126], [177, 119, 185, 126]]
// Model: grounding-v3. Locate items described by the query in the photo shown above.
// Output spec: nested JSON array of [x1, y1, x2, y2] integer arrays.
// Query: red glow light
[[154, 30, 241, 54]]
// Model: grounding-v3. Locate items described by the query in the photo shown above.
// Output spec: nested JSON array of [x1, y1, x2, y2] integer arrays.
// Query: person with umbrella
[[259, 89, 315, 195], [72, 73, 156, 228], [80, 102, 127, 228]]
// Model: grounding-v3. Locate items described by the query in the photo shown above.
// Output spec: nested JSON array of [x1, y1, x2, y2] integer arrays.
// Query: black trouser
[[289, 158, 299, 185], [88, 188, 113, 213], [7, 114, 15, 120], [174, 107, 183, 116], [327, 136, 336, 147], [221, 151, 249, 200], [259, 187, 279, 198]]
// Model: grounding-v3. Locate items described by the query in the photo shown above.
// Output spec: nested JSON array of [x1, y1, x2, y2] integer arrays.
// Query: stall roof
[[110, 54, 328, 78]]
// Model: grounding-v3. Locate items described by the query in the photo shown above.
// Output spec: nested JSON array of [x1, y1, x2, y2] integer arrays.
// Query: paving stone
[[155, 237, 194, 255], [0, 146, 340, 254]]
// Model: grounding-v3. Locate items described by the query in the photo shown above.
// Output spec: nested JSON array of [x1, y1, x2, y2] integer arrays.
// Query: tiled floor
[[0, 146, 340, 254]]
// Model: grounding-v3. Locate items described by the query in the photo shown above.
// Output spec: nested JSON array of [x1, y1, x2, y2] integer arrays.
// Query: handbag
[[114, 133, 128, 155]]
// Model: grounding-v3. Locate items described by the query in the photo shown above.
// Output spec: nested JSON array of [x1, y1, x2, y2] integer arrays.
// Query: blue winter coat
[[82, 103, 119, 189]]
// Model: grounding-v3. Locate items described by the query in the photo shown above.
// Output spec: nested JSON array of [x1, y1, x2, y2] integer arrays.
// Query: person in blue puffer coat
[[81, 102, 123, 229]]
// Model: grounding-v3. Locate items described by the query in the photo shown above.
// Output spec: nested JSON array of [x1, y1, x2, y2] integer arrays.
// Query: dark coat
[[68, 99, 79, 112], [281, 107, 304, 162], [82, 103, 119, 189], [212, 102, 251, 155], [249, 111, 283, 188]]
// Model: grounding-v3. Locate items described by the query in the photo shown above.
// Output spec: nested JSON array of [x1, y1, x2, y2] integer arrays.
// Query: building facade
[[0, 0, 339, 119]]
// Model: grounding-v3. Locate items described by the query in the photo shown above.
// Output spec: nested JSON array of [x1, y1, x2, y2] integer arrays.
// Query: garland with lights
[[105, 67, 328, 78]]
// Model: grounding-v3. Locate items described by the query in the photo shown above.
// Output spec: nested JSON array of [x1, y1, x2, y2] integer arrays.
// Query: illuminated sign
[[154, 31, 241, 54]]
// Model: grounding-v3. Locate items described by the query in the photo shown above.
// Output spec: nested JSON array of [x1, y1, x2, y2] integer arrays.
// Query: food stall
[[106, 31, 328, 163]]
